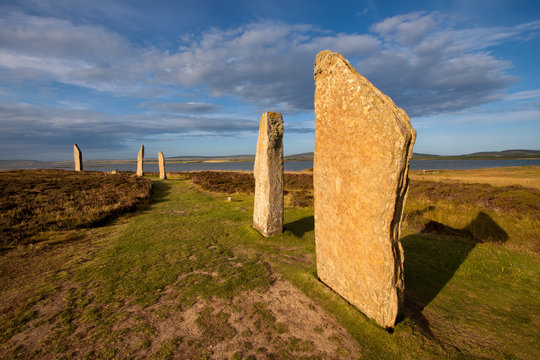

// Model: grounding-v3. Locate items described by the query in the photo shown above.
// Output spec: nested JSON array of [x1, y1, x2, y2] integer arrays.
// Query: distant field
[[0, 167, 538, 359], [410, 165, 540, 189]]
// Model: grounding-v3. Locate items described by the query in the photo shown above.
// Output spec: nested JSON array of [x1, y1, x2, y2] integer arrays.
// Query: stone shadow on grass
[[401, 211, 508, 336], [149, 180, 173, 205], [135, 180, 174, 216], [284, 216, 314, 238]]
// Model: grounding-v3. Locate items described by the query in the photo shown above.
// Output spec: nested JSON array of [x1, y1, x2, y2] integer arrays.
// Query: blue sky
[[0, 0, 539, 160]]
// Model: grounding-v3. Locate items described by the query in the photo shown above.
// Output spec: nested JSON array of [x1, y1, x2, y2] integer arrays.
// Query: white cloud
[[0, 12, 132, 59], [355, 12, 526, 115], [0, 11, 538, 118], [0, 102, 258, 157], [0, 11, 144, 93], [138, 102, 221, 114], [414, 108, 540, 127], [284, 121, 315, 133], [370, 11, 437, 46], [356, 9, 369, 16], [506, 89, 540, 101]]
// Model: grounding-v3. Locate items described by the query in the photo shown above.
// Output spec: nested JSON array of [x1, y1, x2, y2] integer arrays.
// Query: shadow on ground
[[150, 180, 173, 204], [401, 210, 508, 336], [131, 180, 174, 219], [284, 216, 314, 237]]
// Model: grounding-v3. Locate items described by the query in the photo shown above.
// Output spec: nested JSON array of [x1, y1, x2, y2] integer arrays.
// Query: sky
[[0, 0, 539, 161]]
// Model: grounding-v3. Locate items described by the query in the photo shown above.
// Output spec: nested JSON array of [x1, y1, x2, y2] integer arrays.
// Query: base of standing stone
[[252, 224, 283, 238]]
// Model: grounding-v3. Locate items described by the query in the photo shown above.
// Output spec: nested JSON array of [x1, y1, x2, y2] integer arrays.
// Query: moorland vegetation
[[0, 170, 151, 249], [0, 167, 539, 359]]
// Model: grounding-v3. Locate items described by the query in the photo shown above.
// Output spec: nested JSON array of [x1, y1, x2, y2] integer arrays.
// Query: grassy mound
[[0, 169, 152, 249]]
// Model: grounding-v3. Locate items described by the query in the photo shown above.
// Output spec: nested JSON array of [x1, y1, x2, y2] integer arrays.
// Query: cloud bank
[[2, 11, 537, 116], [0, 9, 538, 158], [0, 102, 258, 156]]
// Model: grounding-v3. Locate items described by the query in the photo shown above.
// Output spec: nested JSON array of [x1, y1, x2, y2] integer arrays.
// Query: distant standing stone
[[158, 150, 167, 179], [253, 112, 284, 237], [136, 145, 144, 177], [313, 50, 416, 328], [73, 144, 83, 172]]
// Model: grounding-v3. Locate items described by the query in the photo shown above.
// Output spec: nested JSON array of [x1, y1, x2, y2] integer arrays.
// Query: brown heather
[[189, 171, 314, 208], [0, 169, 152, 249], [190, 171, 311, 193], [408, 180, 540, 221]]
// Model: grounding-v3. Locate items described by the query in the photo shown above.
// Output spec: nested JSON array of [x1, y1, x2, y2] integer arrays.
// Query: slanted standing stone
[[73, 144, 83, 172], [136, 145, 144, 177], [158, 150, 167, 180], [313, 50, 416, 328], [253, 112, 284, 237]]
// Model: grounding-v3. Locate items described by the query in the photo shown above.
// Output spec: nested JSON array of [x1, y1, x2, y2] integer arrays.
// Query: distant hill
[[168, 155, 255, 162], [284, 152, 314, 161], [0, 160, 45, 167], [1, 150, 538, 167], [422, 149, 540, 160], [284, 150, 540, 161], [466, 150, 540, 157], [285, 152, 441, 161]]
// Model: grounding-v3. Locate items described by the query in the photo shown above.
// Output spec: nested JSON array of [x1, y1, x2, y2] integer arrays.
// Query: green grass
[[1, 171, 539, 359], [74, 180, 274, 308]]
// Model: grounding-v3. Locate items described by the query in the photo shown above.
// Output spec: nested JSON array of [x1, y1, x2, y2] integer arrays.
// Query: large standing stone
[[73, 144, 83, 172], [313, 50, 416, 328], [158, 150, 167, 179], [136, 145, 144, 177], [253, 112, 284, 237]]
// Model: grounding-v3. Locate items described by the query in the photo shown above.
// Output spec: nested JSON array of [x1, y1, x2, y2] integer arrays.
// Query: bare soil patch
[[1, 239, 358, 359]]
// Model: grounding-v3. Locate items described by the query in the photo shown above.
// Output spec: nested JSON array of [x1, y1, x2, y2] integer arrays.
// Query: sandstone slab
[[73, 144, 83, 172], [313, 50, 416, 328], [137, 145, 144, 177], [253, 112, 284, 237], [158, 151, 167, 179]]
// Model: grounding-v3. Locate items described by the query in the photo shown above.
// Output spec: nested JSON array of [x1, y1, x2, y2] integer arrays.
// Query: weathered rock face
[[73, 144, 83, 172], [253, 112, 284, 237], [313, 50, 416, 328], [158, 151, 167, 180], [136, 145, 144, 177]]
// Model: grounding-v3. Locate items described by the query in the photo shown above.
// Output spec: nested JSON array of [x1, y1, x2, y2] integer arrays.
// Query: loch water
[[1, 159, 540, 172]]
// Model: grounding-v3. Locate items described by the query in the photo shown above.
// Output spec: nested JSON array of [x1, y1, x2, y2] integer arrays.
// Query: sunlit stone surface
[[73, 144, 83, 172], [137, 145, 144, 177], [158, 150, 167, 180], [253, 112, 284, 237], [313, 50, 416, 328]]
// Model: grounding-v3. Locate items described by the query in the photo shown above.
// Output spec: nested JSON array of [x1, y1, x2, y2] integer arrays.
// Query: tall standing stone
[[158, 150, 167, 180], [73, 144, 83, 172], [253, 112, 284, 237], [136, 145, 144, 177], [313, 50, 416, 328]]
